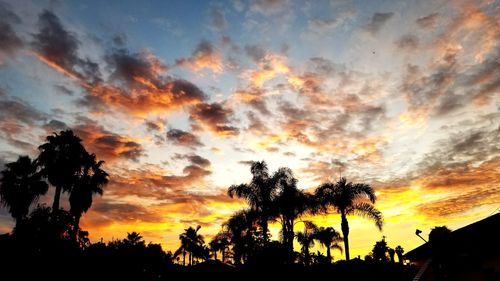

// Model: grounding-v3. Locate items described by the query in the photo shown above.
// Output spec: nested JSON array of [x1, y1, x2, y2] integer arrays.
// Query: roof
[[405, 212, 500, 261]]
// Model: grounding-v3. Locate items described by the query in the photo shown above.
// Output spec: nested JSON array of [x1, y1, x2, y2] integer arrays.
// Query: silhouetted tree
[[314, 226, 343, 263], [388, 247, 395, 262], [228, 161, 275, 243], [272, 167, 311, 258], [296, 221, 318, 266], [224, 209, 259, 265], [209, 231, 230, 262], [372, 237, 389, 262], [429, 226, 452, 281], [315, 177, 383, 260], [38, 130, 88, 213], [179, 225, 204, 266], [395, 245, 404, 264], [0, 156, 48, 227], [69, 153, 108, 241]]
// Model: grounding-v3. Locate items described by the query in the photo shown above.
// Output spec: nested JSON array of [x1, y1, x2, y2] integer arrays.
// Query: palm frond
[[353, 202, 383, 230]]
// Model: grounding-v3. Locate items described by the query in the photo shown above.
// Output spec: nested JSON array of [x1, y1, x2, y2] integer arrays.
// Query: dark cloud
[[88, 201, 164, 226], [308, 18, 339, 33], [32, 10, 102, 84], [73, 119, 145, 161], [395, 34, 419, 50], [43, 119, 68, 132], [244, 44, 266, 62], [234, 87, 270, 115], [308, 57, 336, 75], [189, 102, 239, 137], [106, 48, 166, 87], [0, 2, 23, 59], [416, 13, 439, 29], [246, 111, 269, 134], [112, 33, 127, 46], [364, 12, 394, 35], [173, 153, 211, 168], [54, 84, 74, 95], [166, 128, 203, 147], [238, 160, 255, 166], [209, 6, 226, 32]]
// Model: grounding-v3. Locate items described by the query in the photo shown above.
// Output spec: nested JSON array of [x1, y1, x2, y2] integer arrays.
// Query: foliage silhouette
[[314, 226, 343, 263], [315, 177, 383, 260], [69, 153, 108, 241], [0, 156, 48, 227], [228, 161, 275, 243], [37, 130, 88, 213]]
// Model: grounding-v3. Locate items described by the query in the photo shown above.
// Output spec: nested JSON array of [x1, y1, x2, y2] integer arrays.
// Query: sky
[[0, 0, 499, 259]]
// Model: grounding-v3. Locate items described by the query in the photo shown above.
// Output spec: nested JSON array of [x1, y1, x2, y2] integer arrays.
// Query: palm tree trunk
[[72, 213, 81, 242], [327, 246, 331, 263], [182, 251, 186, 266], [52, 185, 62, 213], [214, 251, 217, 260], [341, 213, 350, 260], [262, 218, 268, 242], [222, 248, 225, 263]]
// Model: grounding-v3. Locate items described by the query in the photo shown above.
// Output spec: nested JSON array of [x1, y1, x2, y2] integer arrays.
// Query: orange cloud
[[176, 40, 223, 74]]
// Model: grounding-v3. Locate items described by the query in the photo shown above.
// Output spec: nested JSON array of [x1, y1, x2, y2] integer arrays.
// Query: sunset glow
[[0, 0, 499, 260]]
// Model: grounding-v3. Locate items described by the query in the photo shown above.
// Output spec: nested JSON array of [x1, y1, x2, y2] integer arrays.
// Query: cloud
[[395, 34, 419, 50], [308, 18, 339, 33], [233, 87, 270, 115], [209, 6, 226, 32], [106, 48, 166, 88], [364, 12, 394, 35], [166, 129, 203, 148], [176, 40, 223, 73], [0, 3, 23, 62], [0, 92, 47, 149], [87, 201, 164, 227], [173, 153, 211, 168], [189, 102, 239, 137], [244, 44, 266, 63], [250, 0, 289, 16], [31, 10, 102, 84], [416, 13, 439, 29], [73, 119, 145, 162]]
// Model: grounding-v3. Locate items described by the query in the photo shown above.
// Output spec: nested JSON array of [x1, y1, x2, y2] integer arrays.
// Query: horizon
[[0, 0, 499, 259]]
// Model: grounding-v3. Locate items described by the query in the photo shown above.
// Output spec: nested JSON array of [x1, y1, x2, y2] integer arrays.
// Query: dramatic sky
[[0, 0, 499, 258]]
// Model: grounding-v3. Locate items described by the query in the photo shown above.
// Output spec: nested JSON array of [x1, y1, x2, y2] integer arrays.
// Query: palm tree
[[124, 232, 144, 246], [395, 245, 404, 264], [314, 226, 343, 263], [175, 235, 189, 266], [272, 167, 311, 257], [224, 209, 258, 265], [0, 156, 49, 227], [228, 161, 275, 243], [69, 153, 108, 241], [179, 226, 204, 266], [296, 221, 318, 266], [38, 130, 88, 213], [209, 231, 230, 262], [315, 177, 383, 260]]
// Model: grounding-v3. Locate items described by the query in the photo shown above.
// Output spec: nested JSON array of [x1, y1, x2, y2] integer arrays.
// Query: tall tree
[[314, 226, 343, 263], [395, 245, 404, 264], [224, 209, 258, 265], [296, 221, 318, 266], [0, 156, 48, 227], [315, 177, 383, 260], [228, 161, 276, 243], [272, 167, 311, 257], [209, 231, 230, 262], [38, 130, 88, 213], [179, 226, 204, 266], [69, 153, 108, 241]]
